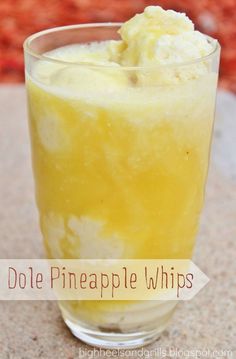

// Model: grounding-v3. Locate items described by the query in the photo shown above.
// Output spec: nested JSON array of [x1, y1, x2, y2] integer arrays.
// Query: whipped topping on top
[[120, 6, 194, 43], [118, 6, 215, 67], [31, 6, 217, 88]]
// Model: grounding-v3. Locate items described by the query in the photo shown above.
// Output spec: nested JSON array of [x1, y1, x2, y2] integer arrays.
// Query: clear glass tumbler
[[24, 24, 220, 348]]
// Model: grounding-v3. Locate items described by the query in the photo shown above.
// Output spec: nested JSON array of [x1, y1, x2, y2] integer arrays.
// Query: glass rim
[[23, 23, 220, 70]]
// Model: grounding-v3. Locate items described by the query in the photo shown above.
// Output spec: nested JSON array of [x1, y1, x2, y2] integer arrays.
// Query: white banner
[[0, 259, 209, 300]]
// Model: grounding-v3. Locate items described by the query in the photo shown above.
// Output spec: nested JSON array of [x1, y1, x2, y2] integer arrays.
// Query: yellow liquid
[[26, 52, 216, 327]]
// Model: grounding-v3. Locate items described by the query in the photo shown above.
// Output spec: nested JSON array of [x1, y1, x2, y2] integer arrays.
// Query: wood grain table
[[0, 85, 235, 359]]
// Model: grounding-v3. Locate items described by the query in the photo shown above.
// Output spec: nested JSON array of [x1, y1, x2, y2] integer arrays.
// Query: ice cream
[[32, 6, 216, 89], [117, 6, 216, 84], [118, 6, 214, 65]]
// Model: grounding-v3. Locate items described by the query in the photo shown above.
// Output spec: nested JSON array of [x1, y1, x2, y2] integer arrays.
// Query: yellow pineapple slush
[[25, 6, 219, 342]]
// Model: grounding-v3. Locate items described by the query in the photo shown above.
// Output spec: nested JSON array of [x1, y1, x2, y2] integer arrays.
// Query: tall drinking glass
[[24, 24, 220, 348]]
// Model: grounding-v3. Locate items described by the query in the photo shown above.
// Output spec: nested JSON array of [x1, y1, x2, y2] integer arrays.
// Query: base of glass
[[64, 317, 165, 349], [61, 300, 176, 349]]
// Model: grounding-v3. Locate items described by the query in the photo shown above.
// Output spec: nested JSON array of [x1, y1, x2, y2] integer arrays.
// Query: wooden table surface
[[0, 85, 235, 359]]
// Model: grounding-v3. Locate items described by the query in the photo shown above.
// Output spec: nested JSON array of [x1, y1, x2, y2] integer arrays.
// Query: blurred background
[[0, 0, 236, 91]]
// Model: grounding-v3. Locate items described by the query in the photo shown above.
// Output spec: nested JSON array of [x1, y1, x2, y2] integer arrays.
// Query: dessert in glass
[[24, 6, 220, 348]]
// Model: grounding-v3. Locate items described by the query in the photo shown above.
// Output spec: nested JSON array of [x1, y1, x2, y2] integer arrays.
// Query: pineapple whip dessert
[[26, 6, 218, 330]]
